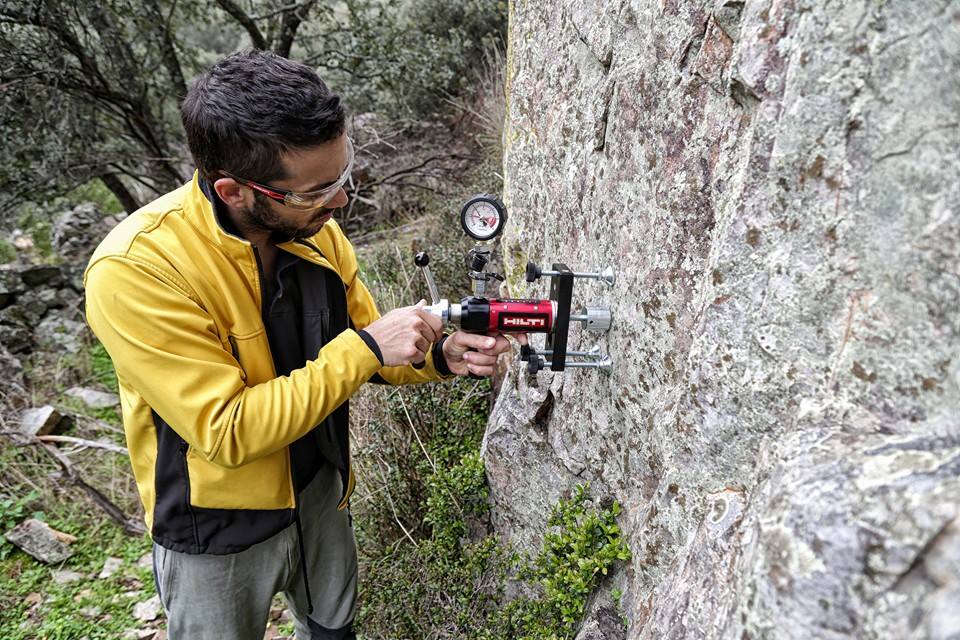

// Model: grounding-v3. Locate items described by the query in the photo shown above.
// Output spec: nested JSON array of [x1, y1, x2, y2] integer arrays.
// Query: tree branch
[[145, 0, 187, 98], [39, 442, 145, 537], [274, 0, 316, 58], [214, 0, 267, 50], [98, 172, 141, 213]]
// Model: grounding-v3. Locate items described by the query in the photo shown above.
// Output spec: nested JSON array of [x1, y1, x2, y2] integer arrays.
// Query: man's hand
[[363, 301, 444, 367], [441, 331, 527, 377]]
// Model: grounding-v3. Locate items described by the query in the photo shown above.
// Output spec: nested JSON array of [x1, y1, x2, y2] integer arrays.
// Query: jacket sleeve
[[336, 234, 454, 385], [84, 254, 383, 469]]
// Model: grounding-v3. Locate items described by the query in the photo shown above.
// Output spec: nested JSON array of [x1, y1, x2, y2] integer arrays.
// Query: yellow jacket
[[84, 173, 448, 554]]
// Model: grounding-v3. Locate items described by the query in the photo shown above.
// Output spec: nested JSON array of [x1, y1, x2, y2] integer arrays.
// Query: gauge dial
[[460, 195, 507, 241]]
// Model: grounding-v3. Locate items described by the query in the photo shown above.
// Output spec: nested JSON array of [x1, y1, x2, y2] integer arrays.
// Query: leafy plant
[[485, 485, 632, 640]]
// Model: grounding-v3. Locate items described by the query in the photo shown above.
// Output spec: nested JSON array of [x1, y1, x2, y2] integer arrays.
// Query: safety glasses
[[222, 137, 354, 211]]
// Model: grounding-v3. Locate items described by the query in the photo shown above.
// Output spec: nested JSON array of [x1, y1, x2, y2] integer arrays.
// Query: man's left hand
[[441, 331, 527, 377]]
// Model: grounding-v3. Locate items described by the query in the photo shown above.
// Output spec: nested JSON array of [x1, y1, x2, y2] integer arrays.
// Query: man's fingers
[[451, 331, 498, 353], [478, 333, 511, 356], [415, 336, 430, 355], [466, 363, 496, 377], [463, 351, 498, 367], [415, 309, 443, 342]]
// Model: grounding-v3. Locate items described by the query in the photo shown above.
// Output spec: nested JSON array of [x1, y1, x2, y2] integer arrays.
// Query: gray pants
[[152, 463, 357, 640]]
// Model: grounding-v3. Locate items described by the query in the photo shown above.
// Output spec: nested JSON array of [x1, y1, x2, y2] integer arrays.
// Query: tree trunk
[[487, 1, 960, 638], [99, 173, 140, 214]]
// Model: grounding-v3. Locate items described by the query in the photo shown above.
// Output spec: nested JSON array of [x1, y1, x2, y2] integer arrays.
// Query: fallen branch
[[39, 443, 145, 536], [36, 435, 128, 455]]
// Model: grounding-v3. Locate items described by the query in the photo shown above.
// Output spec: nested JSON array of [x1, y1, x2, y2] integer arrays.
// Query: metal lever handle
[[414, 252, 442, 305]]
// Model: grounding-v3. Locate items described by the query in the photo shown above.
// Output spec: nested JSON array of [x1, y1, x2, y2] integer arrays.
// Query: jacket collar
[[185, 171, 336, 272]]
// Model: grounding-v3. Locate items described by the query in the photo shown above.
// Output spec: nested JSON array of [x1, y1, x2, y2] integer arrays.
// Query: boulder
[[20, 406, 71, 438], [52, 203, 120, 262], [18, 264, 62, 288], [35, 314, 86, 354], [4, 518, 73, 564], [0, 267, 23, 308], [66, 387, 120, 410]]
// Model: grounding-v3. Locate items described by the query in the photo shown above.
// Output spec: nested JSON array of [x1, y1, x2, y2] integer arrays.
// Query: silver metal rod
[[538, 345, 602, 358], [421, 265, 441, 305], [540, 266, 615, 286], [545, 356, 612, 372]]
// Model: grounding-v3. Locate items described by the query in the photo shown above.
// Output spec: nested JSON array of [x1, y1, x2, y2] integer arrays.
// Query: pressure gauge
[[460, 194, 507, 241]]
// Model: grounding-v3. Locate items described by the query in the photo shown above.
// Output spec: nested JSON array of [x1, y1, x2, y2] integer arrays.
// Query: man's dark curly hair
[[181, 50, 346, 184]]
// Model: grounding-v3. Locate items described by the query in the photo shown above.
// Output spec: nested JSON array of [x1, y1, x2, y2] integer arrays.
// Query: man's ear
[[213, 177, 249, 208]]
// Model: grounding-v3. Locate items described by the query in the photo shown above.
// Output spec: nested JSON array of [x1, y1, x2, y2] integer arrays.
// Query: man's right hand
[[362, 301, 444, 367]]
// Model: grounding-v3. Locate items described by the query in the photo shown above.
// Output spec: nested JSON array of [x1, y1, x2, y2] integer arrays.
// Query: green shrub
[[498, 485, 632, 639], [0, 239, 15, 264], [308, 0, 508, 118], [64, 180, 124, 215]]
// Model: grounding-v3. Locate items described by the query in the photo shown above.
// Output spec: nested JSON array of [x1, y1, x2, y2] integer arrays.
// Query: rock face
[[487, 1, 960, 639]]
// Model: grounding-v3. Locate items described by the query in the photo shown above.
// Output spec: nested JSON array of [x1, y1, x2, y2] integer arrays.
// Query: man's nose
[[328, 187, 349, 209]]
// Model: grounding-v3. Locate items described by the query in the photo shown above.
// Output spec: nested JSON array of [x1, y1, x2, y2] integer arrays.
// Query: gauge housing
[[460, 194, 507, 240]]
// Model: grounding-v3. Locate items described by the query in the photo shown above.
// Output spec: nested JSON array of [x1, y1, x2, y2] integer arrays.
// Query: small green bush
[[308, 0, 507, 118], [0, 239, 15, 264], [498, 485, 632, 639]]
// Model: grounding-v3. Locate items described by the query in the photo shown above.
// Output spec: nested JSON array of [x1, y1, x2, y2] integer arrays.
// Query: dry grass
[[445, 40, 508, 166]]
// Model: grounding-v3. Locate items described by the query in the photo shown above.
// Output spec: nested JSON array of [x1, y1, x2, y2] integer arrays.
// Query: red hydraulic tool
[[415, 195, 614, 374]]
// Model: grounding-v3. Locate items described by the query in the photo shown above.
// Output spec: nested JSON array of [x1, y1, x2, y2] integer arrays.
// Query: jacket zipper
[[180, 442, 201, 550], [251, 244, 296, 504], [296, 239, 356, 513], [251, 245, 270, 326]]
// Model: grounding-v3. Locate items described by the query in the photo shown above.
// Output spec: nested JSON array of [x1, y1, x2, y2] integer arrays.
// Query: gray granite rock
[[4, 518, 73, 564], [490, 1, 960, 638], [0, 344, 24, 389], [52, 203, 120, 262], [0, 320, 32, 354], [35, 314, 86, 354], [132, 595, 162, 622], [98, 556, 123, 579], [52, 569, 84, 584], [20, 406, 69, 438], [19, 264, 61, 288], [66, 387, 119, 409], [0, 267, 23, 308]]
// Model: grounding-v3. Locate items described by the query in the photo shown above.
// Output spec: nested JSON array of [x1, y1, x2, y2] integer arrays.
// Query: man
[[84, 50, 513, 639]]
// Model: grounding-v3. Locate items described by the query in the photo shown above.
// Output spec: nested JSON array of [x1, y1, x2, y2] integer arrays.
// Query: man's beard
[[241, 193, 333, 240]]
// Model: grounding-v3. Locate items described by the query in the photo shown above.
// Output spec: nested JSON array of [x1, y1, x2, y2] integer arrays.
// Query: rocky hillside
[[486, 1, 960, 638]]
